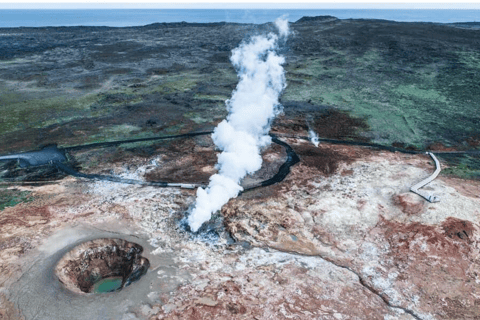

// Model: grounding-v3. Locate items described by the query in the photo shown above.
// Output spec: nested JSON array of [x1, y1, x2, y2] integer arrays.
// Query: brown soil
[[144, 137, 287, 185], [440, 176, 480, 200], [144, 138, 218, 184], [292, 142, 370, 176], [466, 135, 480, 147], [312, 110, 369, 141], [0, 293, 24, 320], [392, 193, 425, 215], [271, 115, 309, 135], [427, 142, 459, 152], [441, 217, 475, 242], [378, 216, 473, 259], [155, 264, 391, 320], [271, 109, 370, 142], [0, 203, 51, 235], [369, 216, 480, 319]]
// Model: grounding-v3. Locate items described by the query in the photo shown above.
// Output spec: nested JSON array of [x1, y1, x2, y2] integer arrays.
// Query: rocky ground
[[0, 16, 479, 320]]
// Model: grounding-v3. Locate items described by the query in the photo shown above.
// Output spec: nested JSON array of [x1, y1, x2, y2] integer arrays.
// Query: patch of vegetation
[[208, 67, 237, 83], [164, 123, 185, 134], [440, 155, 480, 180], [89, 93, 143, 113], [193, 94, 229, 101], [105, 124, 142, 136], [183, 112, 210, 124], [456, 50, 480, 70], [283, 48, 480, 149], [442, 164, 480, 180], [0, 69, 211, 140], [0, 88, 102, 135], [394, 85, 447, 102], [151, 72, 200, 94], [0, 186, 34, 211]]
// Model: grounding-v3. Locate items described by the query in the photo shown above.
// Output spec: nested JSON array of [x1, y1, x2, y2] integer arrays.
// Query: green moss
[[209, 67, 238, 83], [105, 70, 206, 97], [0, 70, 205, 136], [0, 186, 34, 211], [164, 123, 185, 134], [193, 94, 228, 101], [0, 58, 32, 66], [442, 163, 480, 180], [150, 72, 200, 94], [0, 90, 102, 135], [183, 112, 210, 124], [456, 51, 480, 70], [394, 85, 447, 102], [283, 49, 480, 148], [286, 57, 349, 79], [75, 129, 161, 148], [105, 124, 142, 135]]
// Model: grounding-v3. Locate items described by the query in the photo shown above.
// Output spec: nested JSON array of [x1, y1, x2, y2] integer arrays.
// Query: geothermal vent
[[55, 238, 150, 294]]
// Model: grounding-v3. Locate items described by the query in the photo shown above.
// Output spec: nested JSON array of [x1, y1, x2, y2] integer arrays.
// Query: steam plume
[[309, 129, 320, 147], [274, 16, 290, 38], [188, 18, 290, 232]]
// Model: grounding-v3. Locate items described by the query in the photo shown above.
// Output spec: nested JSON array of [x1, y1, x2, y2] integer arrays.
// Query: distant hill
[[295, 16, 339, 24]]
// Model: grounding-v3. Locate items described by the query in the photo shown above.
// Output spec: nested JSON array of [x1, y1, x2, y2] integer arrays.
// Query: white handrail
[[410, 152, 441, 203]]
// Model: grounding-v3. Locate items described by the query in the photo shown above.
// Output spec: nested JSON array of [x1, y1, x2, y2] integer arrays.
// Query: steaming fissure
[[188, 18, 290, 232]]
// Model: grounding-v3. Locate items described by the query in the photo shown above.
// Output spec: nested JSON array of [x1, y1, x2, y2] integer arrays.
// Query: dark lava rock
[[295, 15, 339, 24]]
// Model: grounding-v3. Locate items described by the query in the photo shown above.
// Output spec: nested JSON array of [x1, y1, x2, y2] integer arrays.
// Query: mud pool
[[8, 223, 186, 320]]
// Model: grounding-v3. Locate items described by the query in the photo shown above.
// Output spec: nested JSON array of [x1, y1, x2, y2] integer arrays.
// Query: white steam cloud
[[309, 129, 320, 147], [274, 16, 290, 38], [188, 18, 290, 232]]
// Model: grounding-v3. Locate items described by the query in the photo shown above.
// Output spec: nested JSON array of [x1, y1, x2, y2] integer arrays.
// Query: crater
[[55, 238, 150, 294]]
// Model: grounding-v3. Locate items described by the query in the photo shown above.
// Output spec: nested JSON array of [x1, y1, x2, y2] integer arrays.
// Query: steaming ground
[[188, 18, 290, 232], [3, 139, 479, 319], [309, 129, 320, 147]]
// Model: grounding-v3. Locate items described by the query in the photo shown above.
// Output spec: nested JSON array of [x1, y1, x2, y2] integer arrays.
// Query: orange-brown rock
[[393, 193, 425, 215]]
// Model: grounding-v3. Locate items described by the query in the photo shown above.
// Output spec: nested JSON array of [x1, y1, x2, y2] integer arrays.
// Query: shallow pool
[[93, 277, 123, 293]]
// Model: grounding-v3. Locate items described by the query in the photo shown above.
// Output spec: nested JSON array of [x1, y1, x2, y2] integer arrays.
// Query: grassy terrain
[[0, 69, 233, 152], [0, 22, 478, 180], [439, 154, 480, 180], [0, 186, 34, 211], [0, 88, 100, 136], [284, 48, 480, 150]]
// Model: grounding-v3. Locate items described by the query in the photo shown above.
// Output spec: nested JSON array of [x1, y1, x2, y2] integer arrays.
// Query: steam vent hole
[[55, 238, 150, 294]]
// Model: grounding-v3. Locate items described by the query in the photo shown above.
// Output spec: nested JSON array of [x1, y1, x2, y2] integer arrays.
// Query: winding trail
[[410, 152, 441, 203]]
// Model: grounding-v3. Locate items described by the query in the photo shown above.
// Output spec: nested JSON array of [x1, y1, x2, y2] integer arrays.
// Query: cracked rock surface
[[1, 139, 479, 319]]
